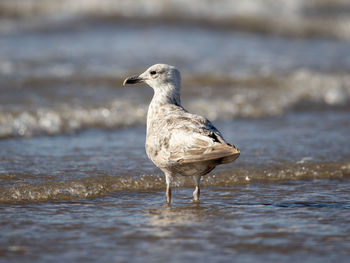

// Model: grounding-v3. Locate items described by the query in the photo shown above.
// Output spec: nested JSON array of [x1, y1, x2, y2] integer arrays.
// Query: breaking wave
[[0, 99, 147, 139], [1, 0, 350, 40], [1, 161, 349, 203], [1, 70, 349, 139]]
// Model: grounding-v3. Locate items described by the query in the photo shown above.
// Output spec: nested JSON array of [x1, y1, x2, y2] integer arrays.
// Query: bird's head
[[123, 64, 181, 91]]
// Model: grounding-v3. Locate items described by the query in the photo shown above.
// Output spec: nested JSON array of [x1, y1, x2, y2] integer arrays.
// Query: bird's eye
[[150, 70, 157, 75]]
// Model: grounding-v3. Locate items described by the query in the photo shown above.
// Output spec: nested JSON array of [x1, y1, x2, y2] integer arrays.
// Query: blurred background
[[0, 0, 350, 138]]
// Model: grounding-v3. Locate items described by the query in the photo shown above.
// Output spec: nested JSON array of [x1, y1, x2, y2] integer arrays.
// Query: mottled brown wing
[[170, 137, 240, 164]]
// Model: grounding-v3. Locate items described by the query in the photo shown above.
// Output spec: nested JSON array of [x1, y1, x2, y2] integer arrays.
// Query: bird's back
[[146, 103, 240, 175]]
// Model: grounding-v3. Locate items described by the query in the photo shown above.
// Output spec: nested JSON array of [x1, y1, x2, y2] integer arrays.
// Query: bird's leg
[[165, 172, 172, 204], [193, 175, 201, 202], [193, 186, 200, 202], [166, 185, 172, 204]]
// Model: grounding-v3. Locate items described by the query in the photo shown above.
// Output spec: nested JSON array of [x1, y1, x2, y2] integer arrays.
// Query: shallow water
[[1, 112, 350, 262], [1, 180, 350, 263], [1, 111, 349, 203], [1, 1, 350, 262], [1, 21, 350, 138]]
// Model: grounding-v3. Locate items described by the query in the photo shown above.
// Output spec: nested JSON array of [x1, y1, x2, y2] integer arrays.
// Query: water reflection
[[146, 203, 206, 229]]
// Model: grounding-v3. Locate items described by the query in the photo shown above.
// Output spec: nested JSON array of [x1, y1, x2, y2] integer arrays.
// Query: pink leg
[[193, 175, 201, 202], [193, 186, 200, 201], [164, 172, 172, 204]]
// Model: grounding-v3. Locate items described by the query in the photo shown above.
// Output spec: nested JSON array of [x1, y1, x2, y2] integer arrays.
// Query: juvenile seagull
[[123, 64, 240, 203]]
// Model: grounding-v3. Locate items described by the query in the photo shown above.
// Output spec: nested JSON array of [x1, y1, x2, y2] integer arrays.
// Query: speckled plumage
[[123, 64, 240, 203]]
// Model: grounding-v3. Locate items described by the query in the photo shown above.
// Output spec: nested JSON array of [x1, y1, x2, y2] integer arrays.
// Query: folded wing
[[168, 123, 240, 165]]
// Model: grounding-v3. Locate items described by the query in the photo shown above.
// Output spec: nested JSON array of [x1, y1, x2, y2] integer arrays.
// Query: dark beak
[[123, 75, 144, 86]]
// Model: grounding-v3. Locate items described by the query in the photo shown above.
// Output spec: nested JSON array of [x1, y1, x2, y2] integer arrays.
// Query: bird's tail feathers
[[177, 143, 240, 164]]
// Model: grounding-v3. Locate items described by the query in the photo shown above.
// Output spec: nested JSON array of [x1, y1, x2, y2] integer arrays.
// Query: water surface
[[1, 1, 350, 262]]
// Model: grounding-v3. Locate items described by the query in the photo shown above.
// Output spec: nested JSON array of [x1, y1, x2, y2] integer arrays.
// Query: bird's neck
[[147, 83, 182, 132], [151, 83, 181, 106]]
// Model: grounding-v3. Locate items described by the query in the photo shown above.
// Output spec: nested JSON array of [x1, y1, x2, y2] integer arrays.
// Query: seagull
[[123, 64, 240, 203]]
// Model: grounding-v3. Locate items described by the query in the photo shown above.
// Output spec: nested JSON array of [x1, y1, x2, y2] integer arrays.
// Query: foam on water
[[0, 161, 349, 203], [1, 0, 350, 40], [1, 109, 349, 203], [0, 100, 147, 138], [1, 70, 349, 139]]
